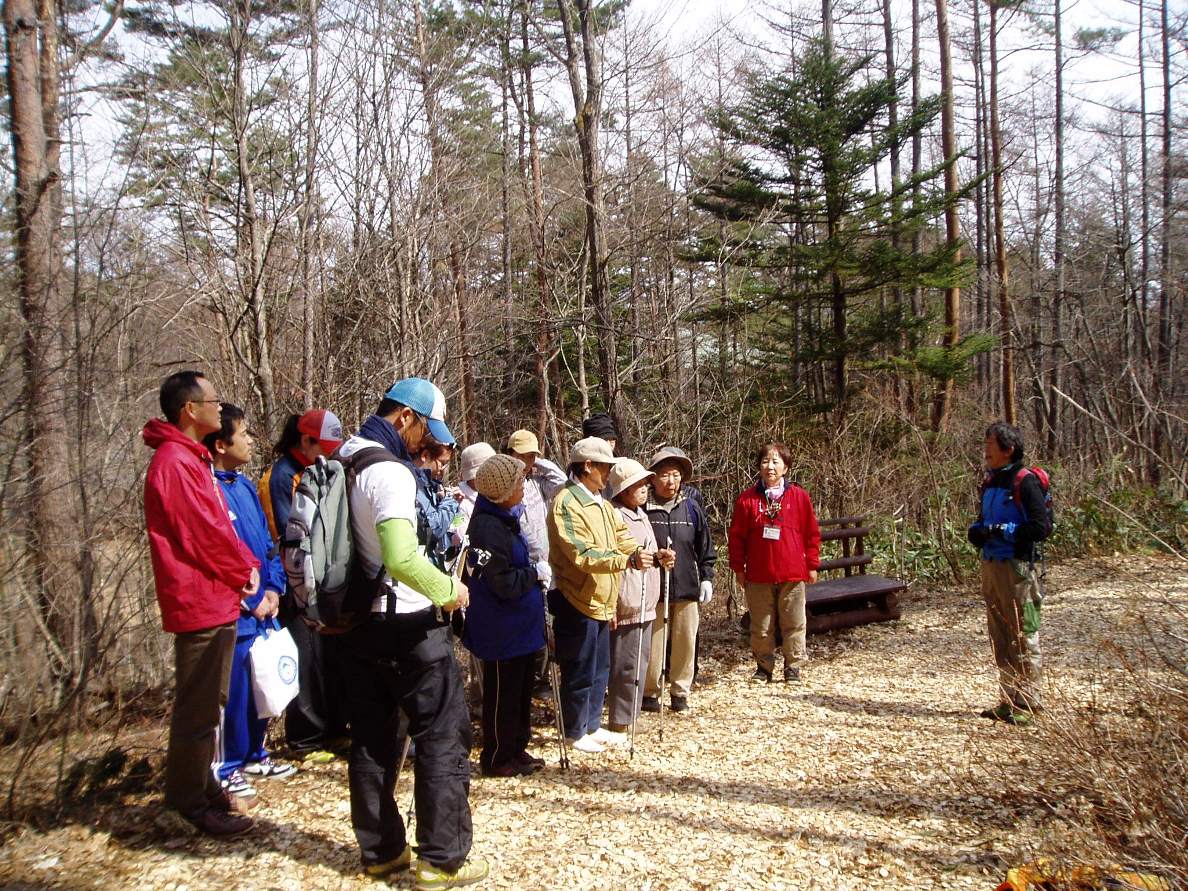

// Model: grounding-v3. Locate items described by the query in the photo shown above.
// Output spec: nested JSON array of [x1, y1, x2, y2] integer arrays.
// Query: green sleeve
[[376, 518, 456, 607]]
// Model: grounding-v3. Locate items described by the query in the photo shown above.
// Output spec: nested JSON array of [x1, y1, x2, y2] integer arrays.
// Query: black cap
[[582, 412, 618, 440]]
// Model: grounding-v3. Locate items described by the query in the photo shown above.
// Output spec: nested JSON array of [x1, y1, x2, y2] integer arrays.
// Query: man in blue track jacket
[[205, 404, 296, 801]]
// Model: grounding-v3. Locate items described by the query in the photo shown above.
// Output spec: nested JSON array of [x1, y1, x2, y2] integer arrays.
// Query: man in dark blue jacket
[[968, 422, 1050, 724], [205, 405, 297, 802]]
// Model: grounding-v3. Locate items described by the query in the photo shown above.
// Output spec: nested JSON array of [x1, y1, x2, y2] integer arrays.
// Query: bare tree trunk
[[412, 0, 475, 439], [4, 0, 94, 688], [821, 0, 846, 409], [299, 0, 320, 411], [931, 0, 961, 432], [1047, 0, 1064, 453], [556, 0, 618, 420], [989, 1, 1016, 424], [515, 6, 553, 441], [973, 0, 988, 388], [1152, 0, 1173, 479], [229, 0, 277, 431], [909, 0, 923, 333], [1139, 0, 1152, 367], [882, 0, 902, 312]]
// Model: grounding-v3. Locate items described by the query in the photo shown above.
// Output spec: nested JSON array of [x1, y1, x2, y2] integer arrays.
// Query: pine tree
[[693, 34, 977, 412]]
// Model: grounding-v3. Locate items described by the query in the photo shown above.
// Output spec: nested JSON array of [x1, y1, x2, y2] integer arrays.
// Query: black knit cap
[[582, 411, 618, 440]]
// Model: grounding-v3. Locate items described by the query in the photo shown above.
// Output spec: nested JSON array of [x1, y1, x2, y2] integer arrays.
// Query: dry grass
[[0, 554, 1183, 890]]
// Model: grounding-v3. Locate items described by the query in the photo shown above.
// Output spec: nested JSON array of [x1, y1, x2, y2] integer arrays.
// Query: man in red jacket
[[143, 370, 260, 837]]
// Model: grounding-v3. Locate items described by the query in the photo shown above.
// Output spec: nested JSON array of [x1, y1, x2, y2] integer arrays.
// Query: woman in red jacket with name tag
[[728, 441, 821, 684]]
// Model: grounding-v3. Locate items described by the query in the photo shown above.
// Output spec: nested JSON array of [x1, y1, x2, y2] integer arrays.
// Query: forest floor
[[1, 553, 1184, 891]]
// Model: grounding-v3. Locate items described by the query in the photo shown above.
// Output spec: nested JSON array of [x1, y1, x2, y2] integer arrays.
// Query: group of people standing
[[151, 368, 1055, 891]]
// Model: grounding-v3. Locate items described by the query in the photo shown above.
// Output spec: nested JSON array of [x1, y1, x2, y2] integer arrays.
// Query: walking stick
[[546, 613, 570, 770], [629, 554, 656, 760], [657, 564, 671, 743]]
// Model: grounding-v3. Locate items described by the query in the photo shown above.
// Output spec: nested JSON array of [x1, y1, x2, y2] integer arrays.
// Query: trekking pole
[[393, 732, 412, 791], [546, 614, 570, 770], [657, 565, 671, 743], [628, 591, 647, 760]]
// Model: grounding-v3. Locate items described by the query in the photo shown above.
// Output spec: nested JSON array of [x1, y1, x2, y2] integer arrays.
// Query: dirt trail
[[2, 555, 1184, 890]]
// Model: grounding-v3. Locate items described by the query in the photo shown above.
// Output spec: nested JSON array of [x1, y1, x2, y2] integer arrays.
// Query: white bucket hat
[[607, 458, 654, 499]]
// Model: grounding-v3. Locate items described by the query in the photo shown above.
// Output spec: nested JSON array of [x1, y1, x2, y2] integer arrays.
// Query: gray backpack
[[282, 449, 395, 632]]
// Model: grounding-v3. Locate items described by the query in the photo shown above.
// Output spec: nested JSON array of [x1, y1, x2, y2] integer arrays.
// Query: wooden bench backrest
[[816, 515, 873, 578]]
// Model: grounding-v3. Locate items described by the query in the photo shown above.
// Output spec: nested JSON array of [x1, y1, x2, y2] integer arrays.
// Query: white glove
[[535, 560, 553, 590], [699, 580, 713, 604]]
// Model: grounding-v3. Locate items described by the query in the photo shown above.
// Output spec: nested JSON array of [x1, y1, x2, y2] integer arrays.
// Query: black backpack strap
[[346, 446, 401, 475]]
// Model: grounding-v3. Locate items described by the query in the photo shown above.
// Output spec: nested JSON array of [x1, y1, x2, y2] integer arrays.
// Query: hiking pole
[[657, 564, 671, 743], [546, 615, 570, 770], [628, 564, 651, 760]]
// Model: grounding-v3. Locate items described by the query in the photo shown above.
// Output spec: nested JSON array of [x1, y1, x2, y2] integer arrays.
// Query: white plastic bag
[[249, 626, 300, 719]]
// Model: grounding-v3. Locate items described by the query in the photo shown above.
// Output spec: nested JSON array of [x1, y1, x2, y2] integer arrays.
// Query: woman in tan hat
[[606, 460, 675, 737]]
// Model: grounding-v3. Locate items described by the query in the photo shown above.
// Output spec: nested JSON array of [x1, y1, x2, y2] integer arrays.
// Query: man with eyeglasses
[[143, 370, 261, 837], [335, 377, 487, 889]]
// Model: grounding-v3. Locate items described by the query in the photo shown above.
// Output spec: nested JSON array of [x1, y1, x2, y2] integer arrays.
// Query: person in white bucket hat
[[605, 459, 675, 742]]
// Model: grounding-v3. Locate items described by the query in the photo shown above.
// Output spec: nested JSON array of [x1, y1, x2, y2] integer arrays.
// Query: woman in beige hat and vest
[[606, 459, 675, 736]]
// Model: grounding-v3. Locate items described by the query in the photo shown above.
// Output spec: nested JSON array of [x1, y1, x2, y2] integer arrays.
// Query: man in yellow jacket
[[548, 436, 654, 753]]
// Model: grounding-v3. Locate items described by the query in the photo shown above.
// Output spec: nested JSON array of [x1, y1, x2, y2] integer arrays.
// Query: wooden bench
[[806, 516, 905, 633]]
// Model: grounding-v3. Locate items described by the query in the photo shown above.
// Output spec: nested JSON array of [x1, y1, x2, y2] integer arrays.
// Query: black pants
[[480, 653, 535, 771], [283, 602, 348, 751], [340, 615, 473, 870]]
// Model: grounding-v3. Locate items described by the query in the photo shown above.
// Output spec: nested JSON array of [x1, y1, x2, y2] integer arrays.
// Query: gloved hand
[[534, 560, 552, 590], [699, 580, 713, 604], [992, 522, 1018, 541], [968, 523, 989, 547]]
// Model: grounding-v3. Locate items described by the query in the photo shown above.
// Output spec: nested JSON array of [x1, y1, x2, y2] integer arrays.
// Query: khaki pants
[[745, 581, 806, 674], [165, 622, 236, 817], [644, 600, 699, 699], [981, 559, 1043, 710]]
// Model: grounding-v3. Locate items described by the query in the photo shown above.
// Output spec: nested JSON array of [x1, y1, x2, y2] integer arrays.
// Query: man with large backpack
[[334, 377, 487, 890], [968, 421, 1052, 725]]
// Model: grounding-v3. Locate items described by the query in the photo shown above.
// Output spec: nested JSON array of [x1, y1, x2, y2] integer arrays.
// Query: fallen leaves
[[0, 554, 1183, 889]]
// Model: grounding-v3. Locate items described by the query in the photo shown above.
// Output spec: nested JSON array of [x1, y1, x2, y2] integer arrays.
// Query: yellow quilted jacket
[[548, 481, 637, 621]]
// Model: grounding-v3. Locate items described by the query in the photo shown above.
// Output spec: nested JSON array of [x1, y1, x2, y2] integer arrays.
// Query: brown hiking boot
[[189, 807, 253, 838]]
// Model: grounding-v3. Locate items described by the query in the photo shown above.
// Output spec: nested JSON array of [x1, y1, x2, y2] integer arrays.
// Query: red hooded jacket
[[142, 419, 257, 633], [728, 481, 821, 585]]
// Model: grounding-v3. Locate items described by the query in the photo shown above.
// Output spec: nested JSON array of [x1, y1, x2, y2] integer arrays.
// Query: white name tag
[[762, 525, 781, 541]]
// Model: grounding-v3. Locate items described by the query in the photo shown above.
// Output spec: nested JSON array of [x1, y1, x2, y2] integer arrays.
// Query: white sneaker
[[570, 734, 605, 753], [591, 727, 628, 747]]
